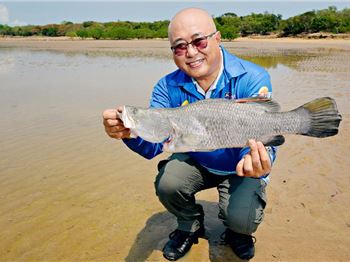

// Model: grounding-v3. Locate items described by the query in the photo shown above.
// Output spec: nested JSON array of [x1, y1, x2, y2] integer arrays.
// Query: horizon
[[0, 1, 349, 27]]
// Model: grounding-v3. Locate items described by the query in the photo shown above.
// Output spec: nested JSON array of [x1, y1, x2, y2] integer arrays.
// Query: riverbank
[[1, 36, 349, 60]]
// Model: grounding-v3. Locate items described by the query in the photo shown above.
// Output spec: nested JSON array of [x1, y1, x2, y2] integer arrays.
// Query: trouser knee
[[154, 155, 197, 202], [224, 192, 266, 235], [155, 171, 183, 201], [225, 209, 260, 235]]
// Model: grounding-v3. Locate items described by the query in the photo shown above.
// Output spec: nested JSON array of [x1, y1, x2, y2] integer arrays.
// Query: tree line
[[0, 6, 349, 40]]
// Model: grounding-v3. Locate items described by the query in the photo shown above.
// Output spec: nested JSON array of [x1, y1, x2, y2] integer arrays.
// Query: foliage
[[0, 7, 349, 39], [244, 13, 280, 35], [215, 13, 240, 39], [280, 6, 350, 36]]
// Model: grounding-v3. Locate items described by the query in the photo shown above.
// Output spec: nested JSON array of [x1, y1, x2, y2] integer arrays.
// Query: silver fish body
[[119, 97, 342, 153]]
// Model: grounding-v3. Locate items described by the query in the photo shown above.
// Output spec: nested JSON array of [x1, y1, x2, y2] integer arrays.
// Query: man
[[103, 8, 276, 261]]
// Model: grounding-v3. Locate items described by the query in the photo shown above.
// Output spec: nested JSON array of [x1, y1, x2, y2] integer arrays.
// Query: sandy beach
[[0, 38, 349, 261]]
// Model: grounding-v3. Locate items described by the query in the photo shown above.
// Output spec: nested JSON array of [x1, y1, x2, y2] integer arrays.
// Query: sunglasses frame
[[170, 31, 217, 56]]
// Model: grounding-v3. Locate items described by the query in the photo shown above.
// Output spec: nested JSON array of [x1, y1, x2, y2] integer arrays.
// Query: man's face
[[169, 24, 221, 81]]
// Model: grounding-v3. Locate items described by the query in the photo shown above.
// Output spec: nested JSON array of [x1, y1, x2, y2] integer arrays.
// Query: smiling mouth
[[187, 58, 204, 68]]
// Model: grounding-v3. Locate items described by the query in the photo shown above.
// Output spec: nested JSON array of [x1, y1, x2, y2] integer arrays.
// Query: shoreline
[[1, 35, 350, 43], [1, 36, 349, 57], [1, 32, 350, 41]]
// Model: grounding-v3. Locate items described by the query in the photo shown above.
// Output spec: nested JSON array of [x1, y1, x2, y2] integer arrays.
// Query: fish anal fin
[[261, 135, 285, 146], [235, 97, 281, 112]]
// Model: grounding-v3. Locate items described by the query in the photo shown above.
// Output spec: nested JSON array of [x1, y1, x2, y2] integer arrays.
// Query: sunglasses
[[170, 31, 217, 56]]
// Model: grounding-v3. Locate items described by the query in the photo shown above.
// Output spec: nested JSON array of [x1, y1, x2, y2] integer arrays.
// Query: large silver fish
[[119, 97, 342, 153]]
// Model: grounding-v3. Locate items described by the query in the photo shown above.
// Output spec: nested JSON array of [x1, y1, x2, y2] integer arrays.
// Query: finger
[[258, 142, 271, 173], [106, 129, 130, 139], [117, 106, 123, 113], [249, 139, 262, 171], [236, 158, 245, 177], [104, 118, 124, 127], [243, 154, 254, 176], [102, 109, 119, 120], [109, 125, 128, 133]]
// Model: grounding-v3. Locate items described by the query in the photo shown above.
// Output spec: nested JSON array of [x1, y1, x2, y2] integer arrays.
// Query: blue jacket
[[123, 46, 276, 175]]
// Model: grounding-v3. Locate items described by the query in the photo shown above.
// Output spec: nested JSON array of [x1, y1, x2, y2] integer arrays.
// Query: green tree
[[1, 7, 349, 38], [42, 26, 59, 36], [61, 21, 73, 25], [215, 13, 240, 40], [82, 21, 94, 28]]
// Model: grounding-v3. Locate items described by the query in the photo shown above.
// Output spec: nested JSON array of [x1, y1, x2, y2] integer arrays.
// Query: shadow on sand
[[125, 200, 244, 262]]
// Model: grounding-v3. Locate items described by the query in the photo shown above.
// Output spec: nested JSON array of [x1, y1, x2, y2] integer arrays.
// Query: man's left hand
[[236, 139, 271, 178]]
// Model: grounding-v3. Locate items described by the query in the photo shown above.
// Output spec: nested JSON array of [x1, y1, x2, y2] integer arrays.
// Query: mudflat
[[0, 38, 349, 261]]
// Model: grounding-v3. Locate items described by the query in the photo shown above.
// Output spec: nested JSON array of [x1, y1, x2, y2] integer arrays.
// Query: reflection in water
[[0, 53, 15, 75], [240, 54, 310, 70]]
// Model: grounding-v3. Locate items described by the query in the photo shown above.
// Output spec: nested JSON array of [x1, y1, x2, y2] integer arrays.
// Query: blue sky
[[0, 1, 349, 26]]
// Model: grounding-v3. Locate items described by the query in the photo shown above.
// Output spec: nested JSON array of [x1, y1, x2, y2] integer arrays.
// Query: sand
[[0, 38, 349, 262]]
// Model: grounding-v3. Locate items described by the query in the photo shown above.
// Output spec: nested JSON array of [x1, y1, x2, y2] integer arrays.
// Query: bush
[[66, 31, 78, 38]]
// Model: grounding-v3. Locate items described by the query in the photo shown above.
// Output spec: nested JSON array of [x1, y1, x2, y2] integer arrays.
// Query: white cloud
[[0, 4, 9, 24]]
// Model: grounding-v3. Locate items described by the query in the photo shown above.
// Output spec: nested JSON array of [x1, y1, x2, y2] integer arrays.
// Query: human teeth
[[189, 59, 203, 67]]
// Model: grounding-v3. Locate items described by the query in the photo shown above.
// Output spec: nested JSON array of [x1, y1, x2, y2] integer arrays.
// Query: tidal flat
[[0, 38, 349, 261]]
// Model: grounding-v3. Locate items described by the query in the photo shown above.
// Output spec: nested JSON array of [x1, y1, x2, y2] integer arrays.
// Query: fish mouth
[[121, 107, 136, 129]]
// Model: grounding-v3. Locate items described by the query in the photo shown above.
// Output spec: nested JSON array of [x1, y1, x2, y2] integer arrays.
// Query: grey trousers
[[154, 153, 267, 234]]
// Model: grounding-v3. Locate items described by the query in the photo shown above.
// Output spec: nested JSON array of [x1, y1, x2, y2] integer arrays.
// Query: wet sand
[[0, 38, 349, 261]]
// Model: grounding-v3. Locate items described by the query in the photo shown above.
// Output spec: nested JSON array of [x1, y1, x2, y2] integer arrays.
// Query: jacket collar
[[221, 46, 247, 78]]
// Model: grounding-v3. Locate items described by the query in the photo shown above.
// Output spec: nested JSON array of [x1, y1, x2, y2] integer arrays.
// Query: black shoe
[[162, 225, 205, 261], [221, 228, 256, 260]]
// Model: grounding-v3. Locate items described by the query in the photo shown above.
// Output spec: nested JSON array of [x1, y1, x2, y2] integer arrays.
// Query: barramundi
[[118, 97, 342, 153]]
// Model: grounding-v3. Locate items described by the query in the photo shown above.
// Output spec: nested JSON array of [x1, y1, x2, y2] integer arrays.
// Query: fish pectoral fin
[[261, 135, 285, 146], [235, 97, 281, 112], [181, 133, 201, 146]]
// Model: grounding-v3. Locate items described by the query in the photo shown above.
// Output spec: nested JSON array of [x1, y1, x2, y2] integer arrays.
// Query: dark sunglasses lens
[[174, 43, 187, 55], [192, 37, 208, 49]]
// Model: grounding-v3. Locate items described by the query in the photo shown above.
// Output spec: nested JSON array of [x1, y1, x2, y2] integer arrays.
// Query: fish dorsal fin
[[235, 97, 281, 112]]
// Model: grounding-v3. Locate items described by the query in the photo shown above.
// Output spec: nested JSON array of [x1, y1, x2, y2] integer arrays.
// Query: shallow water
[[0, 44, 349, 261]]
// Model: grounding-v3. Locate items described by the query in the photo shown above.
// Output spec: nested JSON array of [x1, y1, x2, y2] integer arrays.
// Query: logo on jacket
[[257, 86, 271, 98], [181, 100, 189, 106], [224, 92, 234, 100]]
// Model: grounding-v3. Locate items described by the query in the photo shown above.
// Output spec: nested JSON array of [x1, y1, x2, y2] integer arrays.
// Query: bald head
[[168, 8, 217, 42]]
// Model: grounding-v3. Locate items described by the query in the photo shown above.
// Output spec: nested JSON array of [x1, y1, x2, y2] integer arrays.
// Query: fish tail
[[297, 97, 342, 138]]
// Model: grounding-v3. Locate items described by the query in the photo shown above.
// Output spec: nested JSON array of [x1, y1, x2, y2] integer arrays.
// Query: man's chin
[[185, 67, 207, 79]]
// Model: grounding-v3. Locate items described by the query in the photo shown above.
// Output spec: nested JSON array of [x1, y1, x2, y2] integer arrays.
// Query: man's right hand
[[102, 107, 131, 139]]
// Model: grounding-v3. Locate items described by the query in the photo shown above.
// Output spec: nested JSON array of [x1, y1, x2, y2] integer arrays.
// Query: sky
[[0, 1, 349, 26]]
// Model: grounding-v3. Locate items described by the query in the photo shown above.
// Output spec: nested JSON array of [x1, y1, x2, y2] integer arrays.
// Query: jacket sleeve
[[122, 78, 170, 160], [238, 68, 277, 170]]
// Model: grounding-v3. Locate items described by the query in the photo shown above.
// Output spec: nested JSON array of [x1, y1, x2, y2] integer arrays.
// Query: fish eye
[[131, 107, 138, 114]]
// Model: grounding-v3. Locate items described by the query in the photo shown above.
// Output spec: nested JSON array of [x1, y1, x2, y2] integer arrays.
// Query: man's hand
[[236, 139, 271, 178], [102, 107, 131, 139]]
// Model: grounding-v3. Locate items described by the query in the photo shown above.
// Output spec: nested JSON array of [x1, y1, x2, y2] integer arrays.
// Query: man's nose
[[186, 44, 199, 57]]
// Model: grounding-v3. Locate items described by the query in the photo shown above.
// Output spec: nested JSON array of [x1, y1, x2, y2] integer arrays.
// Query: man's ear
[[215, 31, 221, 44]]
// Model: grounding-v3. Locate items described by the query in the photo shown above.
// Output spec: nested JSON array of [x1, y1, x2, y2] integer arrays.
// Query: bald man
[[103, 8, 276, 261]]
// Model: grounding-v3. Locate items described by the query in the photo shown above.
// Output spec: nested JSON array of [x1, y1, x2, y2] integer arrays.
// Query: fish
[[118, 97, 342, 153]]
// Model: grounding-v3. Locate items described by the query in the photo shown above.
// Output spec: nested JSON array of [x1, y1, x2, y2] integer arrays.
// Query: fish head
[[120, 105, 172, 143], [119, 106, 136, 128]]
